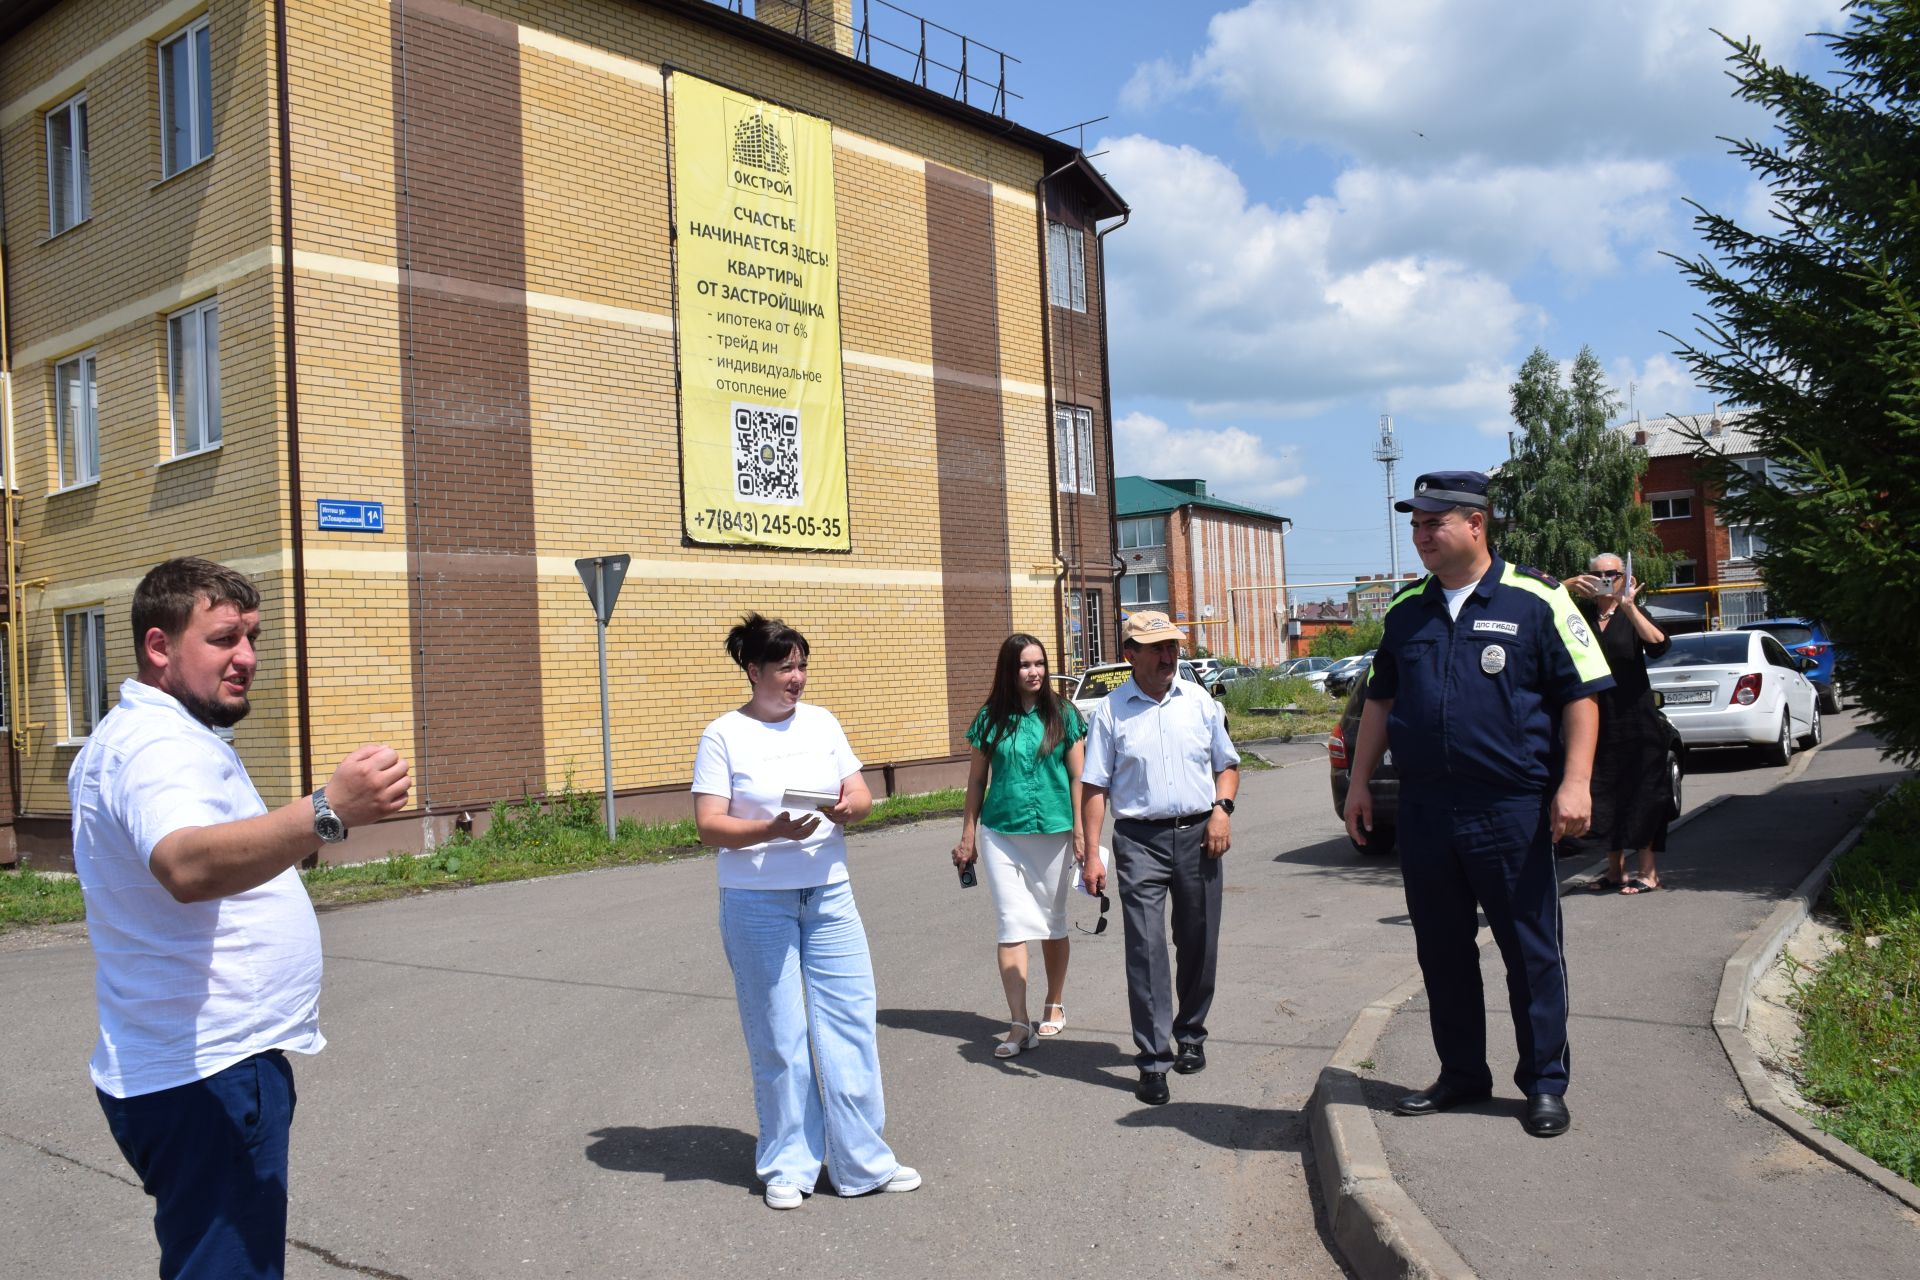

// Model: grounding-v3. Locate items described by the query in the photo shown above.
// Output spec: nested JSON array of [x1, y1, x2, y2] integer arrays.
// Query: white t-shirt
[[691, 703, 862, 890], [69, 679, 325, 1099], [1443, 581, 1476, 620]]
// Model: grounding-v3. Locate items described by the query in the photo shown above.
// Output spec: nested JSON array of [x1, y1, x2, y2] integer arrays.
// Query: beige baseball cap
[[1121, 611, 1189, 645]]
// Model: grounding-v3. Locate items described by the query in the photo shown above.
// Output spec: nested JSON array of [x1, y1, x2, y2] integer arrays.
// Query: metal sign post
[[574, 554, 631, 840]]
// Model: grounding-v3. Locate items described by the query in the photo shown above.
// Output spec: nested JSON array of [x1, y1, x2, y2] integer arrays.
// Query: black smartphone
[[958, 861, 977, 888]]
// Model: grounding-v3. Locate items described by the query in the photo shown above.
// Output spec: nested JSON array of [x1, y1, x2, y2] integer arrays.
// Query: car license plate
[[1663, 687, 1714, 706]]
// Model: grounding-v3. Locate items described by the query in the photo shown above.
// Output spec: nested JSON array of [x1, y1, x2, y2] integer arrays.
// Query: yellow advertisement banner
[[671, 73, 851, 551]]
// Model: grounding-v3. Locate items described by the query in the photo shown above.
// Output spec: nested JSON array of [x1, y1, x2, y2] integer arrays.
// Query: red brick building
[[1623, 410, 1772, 632], [1113, 476, 1290, 665]]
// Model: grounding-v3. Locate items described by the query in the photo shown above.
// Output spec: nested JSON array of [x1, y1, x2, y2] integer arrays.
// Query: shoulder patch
[[1515, 564, 1561, 588]]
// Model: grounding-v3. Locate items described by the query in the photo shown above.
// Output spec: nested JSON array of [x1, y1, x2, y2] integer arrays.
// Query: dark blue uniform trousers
[[97, 1049, 297, 1279], [1398, 790, 1570, 1096]]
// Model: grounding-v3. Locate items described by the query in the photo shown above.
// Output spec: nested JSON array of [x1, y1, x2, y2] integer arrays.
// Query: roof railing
[[716, 0, 1021, 117]]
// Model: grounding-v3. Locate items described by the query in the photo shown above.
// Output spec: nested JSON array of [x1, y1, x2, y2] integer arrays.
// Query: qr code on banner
[[732, 403, 803, 506]]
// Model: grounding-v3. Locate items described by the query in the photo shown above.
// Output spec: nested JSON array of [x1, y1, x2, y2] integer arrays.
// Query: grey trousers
[[1112, 816, 1224, 1072]]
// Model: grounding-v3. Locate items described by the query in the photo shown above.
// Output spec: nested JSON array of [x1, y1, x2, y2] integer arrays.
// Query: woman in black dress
[[1567, 553, 1671, 894]]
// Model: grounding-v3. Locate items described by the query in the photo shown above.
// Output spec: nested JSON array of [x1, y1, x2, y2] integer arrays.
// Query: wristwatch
[[311, 788, 348, 843], [1212, 797, 1235, 816]]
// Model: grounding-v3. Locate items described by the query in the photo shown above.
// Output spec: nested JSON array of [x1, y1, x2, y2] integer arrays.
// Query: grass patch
[[1219, 675, 1342, 741], [0, 784, 969, 933], [1792, 779, 1920, 1182]]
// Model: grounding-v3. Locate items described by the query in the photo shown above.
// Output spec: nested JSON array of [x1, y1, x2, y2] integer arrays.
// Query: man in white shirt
[[1080, 611, 1240, 1105], [71, 558, 411, 1279]]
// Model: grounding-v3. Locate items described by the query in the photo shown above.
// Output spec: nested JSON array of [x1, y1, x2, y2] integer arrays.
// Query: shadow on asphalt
[[1115, 1099, 1312, 1153], [584, 1124, 758, 1189], [1272, 833, 1405, 884], [878, 1006, 1136, 1092]]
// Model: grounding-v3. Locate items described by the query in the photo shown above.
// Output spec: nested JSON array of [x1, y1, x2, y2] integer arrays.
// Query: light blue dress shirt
[[1081, 677, 1240, 819]]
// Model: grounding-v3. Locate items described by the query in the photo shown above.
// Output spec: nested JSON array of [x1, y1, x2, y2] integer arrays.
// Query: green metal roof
[[1114, 476, 1286, 524]]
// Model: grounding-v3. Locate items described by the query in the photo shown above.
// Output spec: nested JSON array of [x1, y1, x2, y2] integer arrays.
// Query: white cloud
[[1607, 353, 1712, 421], [1096, 135, 1537, 415], [1124, 0, 1844, 167], [1385, 362, 1516, 436], [1114, 411, 1308, 502]]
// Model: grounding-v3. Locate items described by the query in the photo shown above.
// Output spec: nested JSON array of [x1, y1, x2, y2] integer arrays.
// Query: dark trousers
[[97, 1050, 298, 1280], [1113, 816, 1223, 1071], [1398, 791, 1570, 1096]]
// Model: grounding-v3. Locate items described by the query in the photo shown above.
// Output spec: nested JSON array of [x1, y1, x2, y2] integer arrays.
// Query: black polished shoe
[[1523, 1092, 1570, 1137], [1173, 1043, 1207, 1075], [1136, 1070, 1171, 1105], [1393, 1079, 1493, 1116]]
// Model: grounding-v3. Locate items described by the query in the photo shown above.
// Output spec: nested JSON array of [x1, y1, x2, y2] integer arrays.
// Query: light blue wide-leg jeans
[[719, 881, 899, 1195]]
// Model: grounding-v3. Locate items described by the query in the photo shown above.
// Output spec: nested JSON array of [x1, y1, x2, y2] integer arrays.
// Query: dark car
[[1738, 618, 1844, 714], [1326, 681, 1686, 855], [1322, 651, 1375, 699]]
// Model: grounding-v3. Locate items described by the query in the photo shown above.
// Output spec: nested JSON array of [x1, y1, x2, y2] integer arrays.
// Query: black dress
[[1585, 607, 1671, 852]]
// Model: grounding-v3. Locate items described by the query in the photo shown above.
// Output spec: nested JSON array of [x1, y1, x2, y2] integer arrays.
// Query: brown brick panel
[[393, 1, 543, 808], [926, 162, 1011, 744]]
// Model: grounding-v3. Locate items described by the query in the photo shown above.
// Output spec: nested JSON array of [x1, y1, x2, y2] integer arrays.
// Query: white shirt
[[69, 679, 325, 1099], [1444, 581, 1475, 620], [1081, 676, 1240, 820], [692, 703, 863, 890]]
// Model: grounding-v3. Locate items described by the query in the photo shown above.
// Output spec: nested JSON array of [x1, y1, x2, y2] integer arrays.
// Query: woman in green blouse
[[953, 633, 1087, 1058]]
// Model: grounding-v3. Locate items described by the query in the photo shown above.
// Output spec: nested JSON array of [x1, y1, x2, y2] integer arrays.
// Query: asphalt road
[[0, 734, 1830, 1278]]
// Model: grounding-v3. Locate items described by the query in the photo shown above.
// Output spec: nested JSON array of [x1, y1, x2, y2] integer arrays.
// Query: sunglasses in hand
[[1075, 892, 1110, 936]]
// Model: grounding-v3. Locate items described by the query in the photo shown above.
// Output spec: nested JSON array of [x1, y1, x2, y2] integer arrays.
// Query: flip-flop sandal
[[1621, 878, 1661, 894], [1582, 876, 1625, 893]]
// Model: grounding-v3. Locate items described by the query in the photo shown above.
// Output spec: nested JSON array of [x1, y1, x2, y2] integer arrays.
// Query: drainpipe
[[273, 0, 315, 807], [1094, 206, 1129, 659], [1035, 158, 1075, 669]]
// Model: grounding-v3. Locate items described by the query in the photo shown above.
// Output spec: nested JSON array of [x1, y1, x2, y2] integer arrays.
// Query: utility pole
[[1372, 413, 1403, 579]]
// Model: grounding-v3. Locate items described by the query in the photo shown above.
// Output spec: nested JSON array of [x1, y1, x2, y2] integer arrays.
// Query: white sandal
[[994, 1022, 1039, 1058], [1037, 1003, 1067, 1036]]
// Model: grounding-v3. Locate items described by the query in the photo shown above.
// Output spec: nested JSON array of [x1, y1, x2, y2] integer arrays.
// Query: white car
[[1646, 629, 1822, 764]]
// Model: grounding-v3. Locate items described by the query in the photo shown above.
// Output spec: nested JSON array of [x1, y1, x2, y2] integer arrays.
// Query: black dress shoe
[[1523, 1092, 1570, 1137], [1393, 1079, 1493, 1116], [1136, 1070, 1170, 1105], [1173, 1043, 1207, 1075]]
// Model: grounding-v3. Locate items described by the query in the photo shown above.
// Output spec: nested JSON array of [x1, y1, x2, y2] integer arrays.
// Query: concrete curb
[[1304, 789, 1735, 1280], [1710, 791, 1920, 1213]]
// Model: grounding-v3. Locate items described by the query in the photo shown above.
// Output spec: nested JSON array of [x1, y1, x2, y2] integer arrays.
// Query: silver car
[[1646, 630, 1821, 765]]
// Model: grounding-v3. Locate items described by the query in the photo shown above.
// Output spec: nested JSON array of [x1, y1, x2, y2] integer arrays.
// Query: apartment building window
[[1118, 517, 1165, 549], [64, 607, 109, 739], [1067, 590, 1106, 671], [55, 352, 100, 488], [1667, 560, 1698, 587], [1729, 524, 1767, 561], [168, 299, 220, 455], [46, 93, 90, 234], [1649, 493, 1692, 521], [1047, 222, 1086, 312], [160, 17, 213, 177], [1120, 571, 1169, 609], [1054, 405, 1095, 496]]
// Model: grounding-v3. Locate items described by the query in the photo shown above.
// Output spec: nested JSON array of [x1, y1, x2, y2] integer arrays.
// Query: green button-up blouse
[[965, 702, 1086, 835]]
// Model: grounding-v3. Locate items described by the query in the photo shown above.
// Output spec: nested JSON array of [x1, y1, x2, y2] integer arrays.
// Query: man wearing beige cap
[[1080, 611, 1240, 1105]]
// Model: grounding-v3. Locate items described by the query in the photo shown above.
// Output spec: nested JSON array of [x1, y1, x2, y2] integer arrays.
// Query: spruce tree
[[1490, 347, 1669, 586], [1670, 1, 1920, 759]]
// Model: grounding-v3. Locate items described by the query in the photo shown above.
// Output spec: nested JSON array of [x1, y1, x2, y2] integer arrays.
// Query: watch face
[[316, 814, 348, 843]]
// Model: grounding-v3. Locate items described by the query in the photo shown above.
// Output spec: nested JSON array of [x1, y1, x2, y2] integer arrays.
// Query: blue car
[[1739, 618, 1844, 714]]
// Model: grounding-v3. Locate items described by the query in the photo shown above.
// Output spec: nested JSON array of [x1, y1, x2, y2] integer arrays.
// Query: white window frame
[[1120, 571, 1169, 609], [168, 298, 221, 456], [46, 92, 90, 235], [1118, 517, 1165, 550], [1667, 560, 1698, 587], [1054, 404, 1095, 496], [1047, 221, 1086, 312], [159, 16, 213, 178], [63, 607, 109, 740], [55, 351, 100, 489], [1728, 523, 1767, 561], [1648, 492, 1692, 522], [1082, 591, 1103, 666]]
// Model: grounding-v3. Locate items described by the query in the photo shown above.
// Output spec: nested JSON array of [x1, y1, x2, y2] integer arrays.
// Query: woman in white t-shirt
[[692, 613, 919, 1211]]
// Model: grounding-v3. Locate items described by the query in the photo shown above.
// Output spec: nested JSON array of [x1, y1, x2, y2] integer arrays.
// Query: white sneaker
[[765, 1184, 804, 1210], [882, 1166, 922, 1193]]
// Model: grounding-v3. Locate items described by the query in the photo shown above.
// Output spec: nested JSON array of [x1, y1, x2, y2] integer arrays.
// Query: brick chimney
[[757, 0, 856, 56]]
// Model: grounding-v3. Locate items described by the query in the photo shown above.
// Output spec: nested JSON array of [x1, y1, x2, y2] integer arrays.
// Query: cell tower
[[1373, 413, 1403, 579]]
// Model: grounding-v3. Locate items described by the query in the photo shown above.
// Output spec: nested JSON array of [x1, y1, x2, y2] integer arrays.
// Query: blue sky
[[870, 0, 1848, 598]]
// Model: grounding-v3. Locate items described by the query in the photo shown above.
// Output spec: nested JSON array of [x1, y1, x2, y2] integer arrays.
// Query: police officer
[[1344, 472, 1612, 1137]]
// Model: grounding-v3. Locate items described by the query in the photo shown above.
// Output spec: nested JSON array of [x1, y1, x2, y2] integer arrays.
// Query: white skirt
[[977, 826, 1073, 943]]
